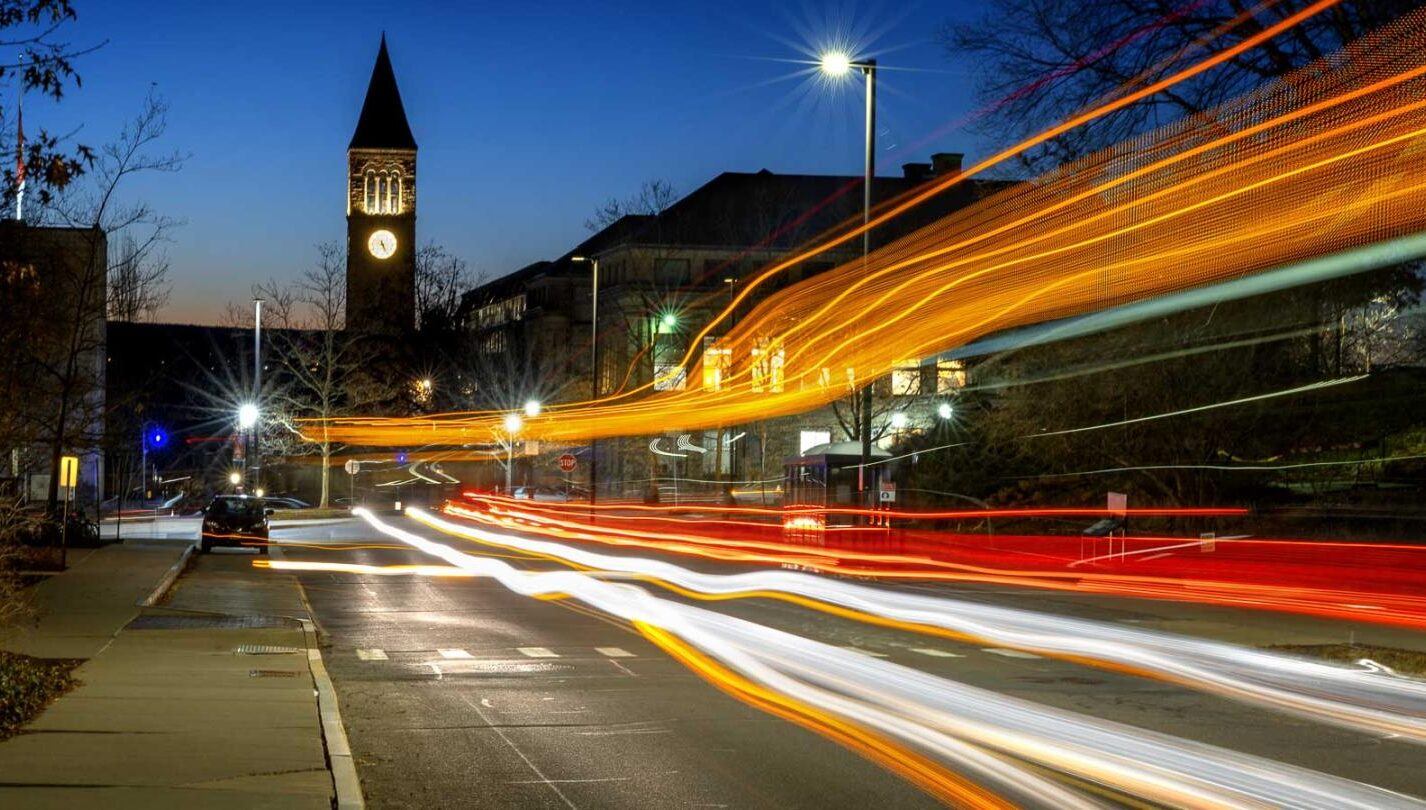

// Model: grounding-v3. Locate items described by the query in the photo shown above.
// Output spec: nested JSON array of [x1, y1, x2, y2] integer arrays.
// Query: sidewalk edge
[[140, 543, 195, 607], [300, 617, 365, 810]]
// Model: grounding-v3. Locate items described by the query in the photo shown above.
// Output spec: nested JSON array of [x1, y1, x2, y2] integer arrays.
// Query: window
[[655, 258, 690, 286], [362, 168, 404, 214], [702, 338, 731, 392], [892, 359, 921, 396], [937, 359, 967, 392], [479, 331, 507, 355], [799, 430, 831, 455], [751, 344, 785, 393]]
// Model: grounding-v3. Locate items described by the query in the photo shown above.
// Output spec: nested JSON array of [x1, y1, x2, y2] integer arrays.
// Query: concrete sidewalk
[[0, 543, 343, 808]]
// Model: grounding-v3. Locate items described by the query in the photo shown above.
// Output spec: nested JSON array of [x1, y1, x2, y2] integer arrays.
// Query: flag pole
[[13, 60, 24, 222]]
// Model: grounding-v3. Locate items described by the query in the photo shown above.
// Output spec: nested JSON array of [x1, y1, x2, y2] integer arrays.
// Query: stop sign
[[556, 453, 578, 472]]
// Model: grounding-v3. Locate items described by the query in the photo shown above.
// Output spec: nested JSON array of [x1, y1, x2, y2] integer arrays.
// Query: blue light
[[395, 451, 409, 465], [146, 429, 168, 450]]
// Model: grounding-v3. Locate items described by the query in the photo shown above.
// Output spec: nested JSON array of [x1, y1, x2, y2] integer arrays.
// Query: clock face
[[368, 229, 397, 259]]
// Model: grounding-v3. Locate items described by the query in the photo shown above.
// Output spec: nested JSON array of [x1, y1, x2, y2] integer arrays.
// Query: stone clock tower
[[346, 35, 416, 335]]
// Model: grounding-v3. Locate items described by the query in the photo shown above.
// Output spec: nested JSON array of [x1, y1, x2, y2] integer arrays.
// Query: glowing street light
[[502, 412, 523, 493], [660, 312, 679, 330], [503, 413, 523, 434], [228, 471, 241, 486], [890, 412, 909, 430], [938, 402, 954, 420], [237, 402, 259, 430], [819, 51, 852, 77], [523, 399, 542, 418]]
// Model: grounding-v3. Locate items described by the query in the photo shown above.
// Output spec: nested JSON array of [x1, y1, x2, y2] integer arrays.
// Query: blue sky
[[30, 1, 988, 322]]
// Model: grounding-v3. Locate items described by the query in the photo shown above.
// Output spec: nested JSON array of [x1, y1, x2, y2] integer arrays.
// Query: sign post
[[556, 453, 578, 473], [344, 459, 360, 508], [59, 455, 78, 569]]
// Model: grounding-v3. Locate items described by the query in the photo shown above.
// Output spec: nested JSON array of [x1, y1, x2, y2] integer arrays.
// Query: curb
[[140, 543, 195, 607], [300, 617, 365, 810]]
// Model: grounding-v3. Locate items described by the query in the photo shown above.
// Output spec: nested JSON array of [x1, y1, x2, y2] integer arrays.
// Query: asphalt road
[[233, 516, 1426, 808]]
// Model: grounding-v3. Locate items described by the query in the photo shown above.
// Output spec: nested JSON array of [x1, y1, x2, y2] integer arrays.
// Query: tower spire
[[348, 35, 416, 151]]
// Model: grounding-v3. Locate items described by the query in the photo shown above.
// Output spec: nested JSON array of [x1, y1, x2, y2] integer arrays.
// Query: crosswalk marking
[[596, 647, 634, 658], [518, 647, 560, 659], [355, 648, 388, 661], [983, 648, 1042, 659], [839, 646, 889, 658], [911, 648, 963, 658], [438, 648, 473, 659]]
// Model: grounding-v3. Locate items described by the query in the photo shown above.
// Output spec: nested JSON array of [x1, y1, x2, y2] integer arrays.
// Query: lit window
[[702, 340, 731, 392], [892, 359, 921, 396], [364, 170, 376, 213], [937, 359, 967, 392], [751, 344, 785, 393], [799, 430, 831, 455]]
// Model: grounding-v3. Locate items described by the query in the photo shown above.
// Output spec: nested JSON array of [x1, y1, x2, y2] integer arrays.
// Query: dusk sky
[[36, 1, 988, 323]]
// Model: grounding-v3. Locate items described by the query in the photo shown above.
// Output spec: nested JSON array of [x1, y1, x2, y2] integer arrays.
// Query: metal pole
[[506, 439, 514, 493], [858, 60, 877, 505], [252, 299, 262, 491], [589, 258, 599, 508]]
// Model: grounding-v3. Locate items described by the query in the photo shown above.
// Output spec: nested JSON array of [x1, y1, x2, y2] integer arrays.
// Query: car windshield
[[210, 497, 263, 517]]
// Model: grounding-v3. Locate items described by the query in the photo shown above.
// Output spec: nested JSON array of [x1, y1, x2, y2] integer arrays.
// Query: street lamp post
[[237, 403, 258, 492], [571, 255, 600, 506], [502, 412, 523, 493], [252, 298, 263, 492], [820, 51, 878, 504]]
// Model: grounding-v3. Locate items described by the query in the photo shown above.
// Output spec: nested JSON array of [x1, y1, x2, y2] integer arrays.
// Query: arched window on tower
[[364, 170, 377, 214], [385, 171, 398, 214]]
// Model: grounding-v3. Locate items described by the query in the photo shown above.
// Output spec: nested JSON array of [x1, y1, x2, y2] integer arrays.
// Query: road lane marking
[[456, 693, 577, 809], [355, 648, 388, 661], [839, 646, 889, 658], [596, 647, 634, 658], [983, 648, 1042, 659], [438, 648, 473, 659], [911, 648, 963, 658], [518, 646, 560, 658]]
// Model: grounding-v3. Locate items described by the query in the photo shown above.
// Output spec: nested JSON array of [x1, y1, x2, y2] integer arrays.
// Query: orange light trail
[[299, 1, 1426, 451]]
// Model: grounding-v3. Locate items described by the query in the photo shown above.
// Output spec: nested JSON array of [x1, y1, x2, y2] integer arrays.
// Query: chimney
[[930, 152, 964, 175], [901, 162, 932, 182]]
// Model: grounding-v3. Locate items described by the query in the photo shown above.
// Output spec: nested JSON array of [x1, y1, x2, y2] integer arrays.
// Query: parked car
[[199, 495, 272, 554]]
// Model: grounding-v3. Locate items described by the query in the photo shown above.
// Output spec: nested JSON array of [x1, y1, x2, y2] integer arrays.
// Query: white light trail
[[353, 508, 1426, 808]]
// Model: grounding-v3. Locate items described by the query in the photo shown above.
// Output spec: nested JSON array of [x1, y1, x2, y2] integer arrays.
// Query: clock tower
[[346, 35, 416, 335]]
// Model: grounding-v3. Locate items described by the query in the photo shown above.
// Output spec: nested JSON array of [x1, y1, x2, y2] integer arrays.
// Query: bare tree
[[939, 0, 1417, 171], [106, 232, 171, 321], [24, 91, 181, 512], [584, 179, 677, 233], [262, 244, 389, 507], [414, 242, 480, 333]]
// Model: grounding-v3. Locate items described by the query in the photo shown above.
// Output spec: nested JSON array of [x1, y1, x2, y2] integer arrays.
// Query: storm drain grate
[[249, 669, 302, 678], [128, 614, 297, 631], [235, 644, 303, 655]]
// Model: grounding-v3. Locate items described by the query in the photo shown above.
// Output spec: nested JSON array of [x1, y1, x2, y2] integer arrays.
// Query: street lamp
[[818, 49, 878, 501], [890, 411, 909, 430], [571, 255, 601, 506], [228, 471, 241, 486], [237, 402, 259, 430], [502, 412, 523, 493], [937, 402, 954, 420], [523, 399, 542, 418]]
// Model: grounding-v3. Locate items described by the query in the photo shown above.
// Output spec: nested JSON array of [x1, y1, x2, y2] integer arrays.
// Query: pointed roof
[[349, 34, 417, 151]]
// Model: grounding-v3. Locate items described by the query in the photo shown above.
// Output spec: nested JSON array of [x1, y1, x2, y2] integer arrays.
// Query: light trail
[[408, 506, 1426, 743], [349, 508, 1425, 808], [450, 495, 1426, 627], [308, 6, 1426, 449]]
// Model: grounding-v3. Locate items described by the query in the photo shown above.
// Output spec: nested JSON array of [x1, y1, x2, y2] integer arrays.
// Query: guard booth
[[782, 441, 894, 540]]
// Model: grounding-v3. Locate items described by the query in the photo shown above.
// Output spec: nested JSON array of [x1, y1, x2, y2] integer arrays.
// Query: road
[[182, 515, 1426, 807]]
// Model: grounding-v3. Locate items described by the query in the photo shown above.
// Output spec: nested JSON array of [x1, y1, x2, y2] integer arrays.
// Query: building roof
[[349, 35, 417, 151]]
